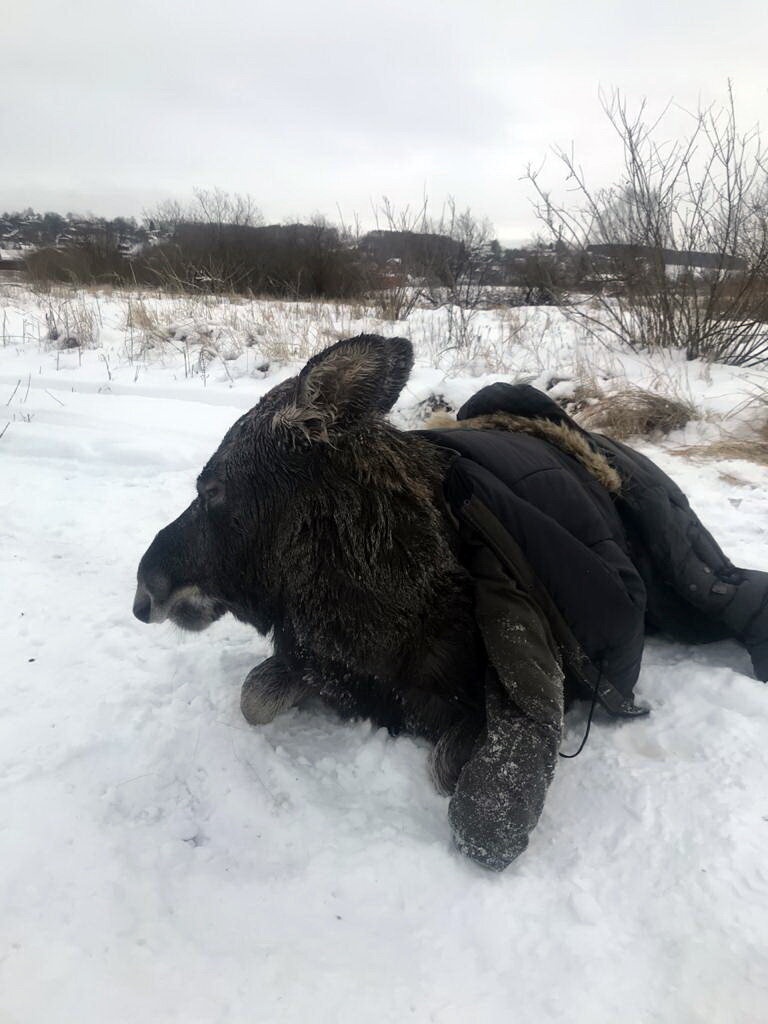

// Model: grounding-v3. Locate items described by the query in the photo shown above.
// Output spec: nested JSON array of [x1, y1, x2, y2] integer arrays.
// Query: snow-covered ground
[[1, 285, 767, 1024]]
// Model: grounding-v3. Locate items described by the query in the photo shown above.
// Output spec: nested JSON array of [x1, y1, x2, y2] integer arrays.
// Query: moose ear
[[283, 335, 413, 441]]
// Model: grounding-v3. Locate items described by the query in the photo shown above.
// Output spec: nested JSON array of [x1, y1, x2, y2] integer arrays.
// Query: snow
[[1, 285, 767, 1023]]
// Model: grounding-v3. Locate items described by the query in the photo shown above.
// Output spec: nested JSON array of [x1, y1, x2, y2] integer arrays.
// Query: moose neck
[[272, 427, 462, 676]]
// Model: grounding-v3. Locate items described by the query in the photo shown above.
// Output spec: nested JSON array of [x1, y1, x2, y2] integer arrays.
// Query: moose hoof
[[428, 719, 482, 795], [240, 656, 308, 726]]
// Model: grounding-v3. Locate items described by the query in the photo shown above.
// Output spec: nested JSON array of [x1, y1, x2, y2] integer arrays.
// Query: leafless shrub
[[526, 85, 768, 367], [577, 388, 697, 439], [369, 279, 422, 322]]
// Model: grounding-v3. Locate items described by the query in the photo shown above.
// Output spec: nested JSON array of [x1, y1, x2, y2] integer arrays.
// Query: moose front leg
[[240, 656, 311, 725]]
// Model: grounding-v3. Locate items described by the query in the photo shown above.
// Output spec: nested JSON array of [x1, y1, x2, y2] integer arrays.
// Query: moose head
[[133, 334, 479, 713]]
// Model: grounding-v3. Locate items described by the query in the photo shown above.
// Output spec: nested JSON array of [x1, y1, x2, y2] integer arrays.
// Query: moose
[[134, 334, 768, 870]]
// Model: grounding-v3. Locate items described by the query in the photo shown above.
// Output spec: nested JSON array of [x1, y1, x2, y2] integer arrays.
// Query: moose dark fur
[[134, 336, 487, 795]]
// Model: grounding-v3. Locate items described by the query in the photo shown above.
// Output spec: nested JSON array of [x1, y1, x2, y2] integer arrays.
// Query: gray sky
[[2, 0, 767, 242]]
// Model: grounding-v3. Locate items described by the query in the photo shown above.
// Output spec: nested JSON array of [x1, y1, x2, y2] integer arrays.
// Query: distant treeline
[[0, 202, 561, 303]]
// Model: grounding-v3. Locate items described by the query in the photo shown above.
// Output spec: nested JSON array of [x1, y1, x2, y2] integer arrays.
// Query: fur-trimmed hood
[[425, 409, 622, 494]]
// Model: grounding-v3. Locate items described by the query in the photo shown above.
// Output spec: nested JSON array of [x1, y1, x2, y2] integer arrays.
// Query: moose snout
[[133, 581, 154, 623], [133, 564, 174, 623]]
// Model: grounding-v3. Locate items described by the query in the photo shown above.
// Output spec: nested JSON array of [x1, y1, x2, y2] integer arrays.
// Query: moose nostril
[[133, 586, 153, 624], [145, 571, 171, 604]]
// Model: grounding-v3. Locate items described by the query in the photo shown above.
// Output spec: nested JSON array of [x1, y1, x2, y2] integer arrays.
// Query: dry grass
[[673, 435, 768, 468], [718, 470, 751, 487], [565, 377, 606, 415], [672, 411, 768, 468], [116, 292, 373, 372], [420, 305, 537, 374], [43, 294, 99, 349], [576, 387, 698, 440]]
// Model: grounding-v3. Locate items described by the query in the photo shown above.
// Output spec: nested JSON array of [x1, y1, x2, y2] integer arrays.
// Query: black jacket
[[419, 383, 768, 870]]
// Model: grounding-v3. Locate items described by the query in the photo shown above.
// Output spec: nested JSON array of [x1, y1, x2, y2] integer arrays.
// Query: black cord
[[559, 670, 601, 759]]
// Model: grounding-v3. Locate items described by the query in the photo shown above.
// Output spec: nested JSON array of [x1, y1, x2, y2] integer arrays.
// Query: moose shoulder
[[134, 334, 768, 870]]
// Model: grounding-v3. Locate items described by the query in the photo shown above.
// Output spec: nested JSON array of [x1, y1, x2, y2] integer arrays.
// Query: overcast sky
[[2, 0, 767, 242]]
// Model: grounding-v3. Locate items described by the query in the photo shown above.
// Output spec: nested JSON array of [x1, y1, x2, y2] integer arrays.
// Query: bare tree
[[141, 198, 187, 235], [429, 196, 496, 310], [364, 195, 432, 319], [144, 190, 263, 235], [365, 195, 498, 331], [526, 86, 768, 366], [192, 188, 263, 229]]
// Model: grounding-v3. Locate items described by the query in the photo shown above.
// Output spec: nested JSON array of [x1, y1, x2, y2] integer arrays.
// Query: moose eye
[[198, 479, 225, 507]]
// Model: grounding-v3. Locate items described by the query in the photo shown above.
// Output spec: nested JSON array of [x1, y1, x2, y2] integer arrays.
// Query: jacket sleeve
[[449, 457, 648, 712], [596, 435, 768, 680], [448, 531, 564, 871]]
